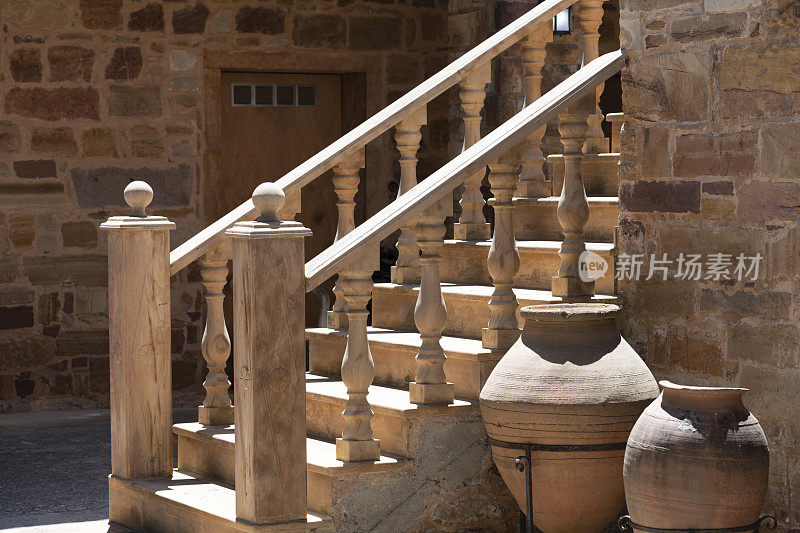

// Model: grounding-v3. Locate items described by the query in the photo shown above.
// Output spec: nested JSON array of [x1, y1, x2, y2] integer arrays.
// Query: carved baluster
[[410, 197, 454, 405], [391, 107, 427, 284], [337, 246, 381, 462], [483, 150, 522, 352], [198, 241, 233, 426], [552, 102, 595, 297], [454, 64, 491, 241], [328, 148, 366, 330], [517, 22, 552, 198], [580, 0, 609, 154]]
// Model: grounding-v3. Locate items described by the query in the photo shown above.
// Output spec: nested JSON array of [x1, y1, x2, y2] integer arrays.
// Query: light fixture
[[553, 8, 570, 34]]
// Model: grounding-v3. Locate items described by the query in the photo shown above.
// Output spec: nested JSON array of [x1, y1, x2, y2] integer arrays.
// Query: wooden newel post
[[101, 181, 174, 479], [552, 99, 595, 298], [226, 183, 311, 525], [410, 196, 454, 405], [199, 241, 233, 426]]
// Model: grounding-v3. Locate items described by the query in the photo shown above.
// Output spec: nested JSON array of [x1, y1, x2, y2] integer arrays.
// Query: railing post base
[[336, 438, 381, 463], [551, 276, 595, 298], [409, 382, 455, 405]]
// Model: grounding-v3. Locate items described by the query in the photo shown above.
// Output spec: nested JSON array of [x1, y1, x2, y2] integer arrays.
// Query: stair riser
[[439, 243, 615, 294], [306, 393, 411, 457], [549, 153, 620, 197], [177, 435, 335, 515], [513, 202, 618, 242], [308, 335, 498, 400]]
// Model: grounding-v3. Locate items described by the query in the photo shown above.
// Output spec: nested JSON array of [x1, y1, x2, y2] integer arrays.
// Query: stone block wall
[[0, 0, 451, 407], [618, 0, 800, 528]]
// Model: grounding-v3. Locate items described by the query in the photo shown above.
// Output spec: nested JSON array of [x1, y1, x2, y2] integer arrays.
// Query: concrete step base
[[439, 239, 615, 294], [306, 327, 501, 400], [108, 471, 331, 533], [513, 196, 618, 243], [173, 423, 407, 516], [372, 282, 616, 340]]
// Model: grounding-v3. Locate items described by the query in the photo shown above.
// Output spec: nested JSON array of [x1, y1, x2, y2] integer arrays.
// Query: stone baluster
[[226, 183, 311, 524], [391, 107, 427, 284], [552, 101, 595, 298], [198, 241, 233, 426], [580, 0, 609, 154], [454, 64, 491, 241], [328, 148, 366, 330], [101, 181, 174, 479], [337, 245, 381, 462], [410, 196, 454, 405], [517, 22, 552, 199], [484, 150, 522, 352], [607, 112, 624, 153]]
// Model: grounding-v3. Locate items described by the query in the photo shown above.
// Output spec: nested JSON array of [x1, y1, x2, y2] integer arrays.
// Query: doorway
[[219, 71, 344, 327]]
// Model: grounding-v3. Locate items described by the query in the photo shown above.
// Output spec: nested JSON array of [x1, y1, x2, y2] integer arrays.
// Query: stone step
[[548, 152, 620, 197], [513, 196, 619, 242], [306, 327, 500, 400], [109, 470, 331, 533], [372, 282, 616, 340], [173, 423, 408, 516], [439, 239, 615, 295], [306, 373, 476, 458]]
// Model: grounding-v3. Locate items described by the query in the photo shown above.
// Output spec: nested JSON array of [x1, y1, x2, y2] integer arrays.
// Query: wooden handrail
[[305, 50, 626, 292], [168, 0, 578, 275]]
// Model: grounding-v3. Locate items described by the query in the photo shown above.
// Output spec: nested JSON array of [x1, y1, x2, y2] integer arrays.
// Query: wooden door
[[220, 72, 343, 327]]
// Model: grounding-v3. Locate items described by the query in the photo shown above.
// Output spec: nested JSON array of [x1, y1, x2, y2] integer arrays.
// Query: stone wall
[[0, 0, 451, 407], [618, 0, 800, 528]]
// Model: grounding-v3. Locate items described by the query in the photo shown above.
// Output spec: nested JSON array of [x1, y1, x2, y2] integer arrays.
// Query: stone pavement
[[0, 408, 196, 532]]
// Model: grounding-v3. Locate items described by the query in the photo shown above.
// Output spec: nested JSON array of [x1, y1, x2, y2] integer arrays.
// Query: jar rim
[[659, 380, 748, 393], [520, 303, 619, 321]]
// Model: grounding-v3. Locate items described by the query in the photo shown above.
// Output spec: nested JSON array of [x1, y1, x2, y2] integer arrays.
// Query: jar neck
[[520, 317, 622, 365]]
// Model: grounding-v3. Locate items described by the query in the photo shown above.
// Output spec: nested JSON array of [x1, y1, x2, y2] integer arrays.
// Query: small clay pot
[[624, 381, 769, 531], [480, 303, 659, 533]]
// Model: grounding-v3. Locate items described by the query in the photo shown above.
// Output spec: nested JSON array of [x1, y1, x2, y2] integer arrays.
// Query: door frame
[[202, 49, 383, 228]]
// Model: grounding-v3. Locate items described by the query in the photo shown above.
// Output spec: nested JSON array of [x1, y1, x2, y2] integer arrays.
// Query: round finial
[[124, 181, 153, 217], [252, 182, 285, 222]]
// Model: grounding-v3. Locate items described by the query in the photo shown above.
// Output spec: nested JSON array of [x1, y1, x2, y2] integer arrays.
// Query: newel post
[[101, 181, 174, 479], [226, 183, 311, 525]]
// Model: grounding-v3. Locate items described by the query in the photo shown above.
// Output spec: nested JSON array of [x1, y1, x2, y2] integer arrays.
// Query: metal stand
[[617, 515, 777, 532], [486, 437, 628, 533]]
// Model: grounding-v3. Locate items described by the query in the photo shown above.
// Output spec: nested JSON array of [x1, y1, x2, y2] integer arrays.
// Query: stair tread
[[111, 470, 328, 528], [306, 326, 496, 360], [527, 195, 619, 204], [174, 422, 406, 475], [374, 282, 617, 302], [443, 239, 614, 252], [306, 373, 475, 415]]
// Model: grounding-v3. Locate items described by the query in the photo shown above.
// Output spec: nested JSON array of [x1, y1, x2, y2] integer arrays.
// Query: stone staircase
[[162, 128, 623, 533], [103, 1, 627, 527]]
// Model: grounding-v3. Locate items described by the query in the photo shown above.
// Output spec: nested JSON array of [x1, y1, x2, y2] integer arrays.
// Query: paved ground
[[0, 408, 196, 532]]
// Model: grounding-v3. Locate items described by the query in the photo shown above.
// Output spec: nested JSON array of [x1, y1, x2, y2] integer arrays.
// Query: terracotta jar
[[623, 381, 769, 531], [479, 303, 659, 533]]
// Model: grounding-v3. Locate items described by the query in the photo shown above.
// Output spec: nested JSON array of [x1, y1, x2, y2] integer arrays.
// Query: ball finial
[[124, 181, 153, 217], [252, 182, 285, 222]]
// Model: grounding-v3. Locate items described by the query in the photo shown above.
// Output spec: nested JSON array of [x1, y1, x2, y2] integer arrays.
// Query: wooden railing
[[103, 0, 624, 524]]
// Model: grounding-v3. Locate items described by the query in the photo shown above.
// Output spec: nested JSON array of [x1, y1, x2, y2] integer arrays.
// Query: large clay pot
[[479, 303, 659, 533], [623, 381, 769, 531]]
